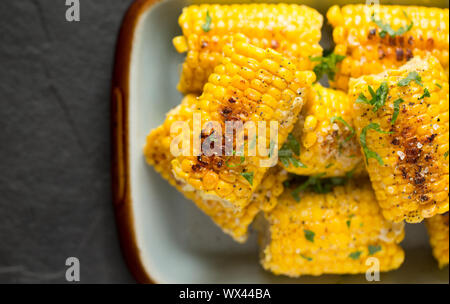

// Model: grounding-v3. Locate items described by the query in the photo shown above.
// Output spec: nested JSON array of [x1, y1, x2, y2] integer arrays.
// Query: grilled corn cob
[[350, 55, 449, 223], [144, 94, 288, 243], [259, 178, 405, 277], [174, 4, 323, 93], [327, 5, 449, 91], [426, 213, 449, 268], [280, 84, 365, 177], [171, 36, 315, 210]]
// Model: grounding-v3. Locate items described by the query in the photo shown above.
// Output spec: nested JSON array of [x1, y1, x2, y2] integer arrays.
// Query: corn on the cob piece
[[350, 55, 449, 223], [144, 94, 288, 242], [259, 178, 405, 277], [426, 213, 449, 268], [280, 84, 365, 177], [174, 4, 323, 93], [327, 5, 449, 91], [171, 36, 315, 210]]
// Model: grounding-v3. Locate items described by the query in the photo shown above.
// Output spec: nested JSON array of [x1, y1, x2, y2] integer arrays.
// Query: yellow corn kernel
[[304, 115, 317, 132]]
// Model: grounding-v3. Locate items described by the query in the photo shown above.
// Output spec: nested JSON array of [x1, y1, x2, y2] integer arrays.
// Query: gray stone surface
[[0, 0, 135, 283]]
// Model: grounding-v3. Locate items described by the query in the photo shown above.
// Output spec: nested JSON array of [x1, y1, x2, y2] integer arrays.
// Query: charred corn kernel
[[280, 84, 365, 177], [171, 38, 314, 210], [144, 102, 288, 242], [350, 55, 449, 223], [426, 213, 449, 268], [259, 178, 405, 277], [327, 5, 449, 91], [175, 4, 323, 93]]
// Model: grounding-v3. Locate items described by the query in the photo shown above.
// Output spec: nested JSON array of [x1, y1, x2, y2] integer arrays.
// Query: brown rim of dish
[[111, 0, 161, 284]]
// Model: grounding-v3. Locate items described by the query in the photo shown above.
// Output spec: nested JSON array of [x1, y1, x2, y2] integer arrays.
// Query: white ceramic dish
[[111, 0, 449, 283]]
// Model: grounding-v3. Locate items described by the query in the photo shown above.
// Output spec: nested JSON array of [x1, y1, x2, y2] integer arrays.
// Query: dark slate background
[[0, 0, 135, 283]]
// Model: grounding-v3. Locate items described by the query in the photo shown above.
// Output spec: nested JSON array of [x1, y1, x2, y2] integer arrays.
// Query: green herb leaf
[[309, 53, 346, 81], [398, 71, 423, 87], [419, 88, 431, 100], [391, 98, 405, 125], [349, 251, 362, 260], [291, 188, 301, 202], [331, 116, 356, 142], [201, 10, 212, 32], [226, 150, 245, 168], [436, 83, 442, 89], [371, 11, 413, 38], [300, 254, 313, 262], [360, 123, 393, 165], [325, 163, 334, 169], [356, 82, 389, 112], [368, 245, 382, 256], [346, 214, 355, 228], [241, 172, 254, 186], [268, 140, 276, 158], [345, 166, 358, 179], [279, 134, 307, 168], [304, 230, 315, 243], [444, 151, 449, 159], [291, 171, 354, 200]]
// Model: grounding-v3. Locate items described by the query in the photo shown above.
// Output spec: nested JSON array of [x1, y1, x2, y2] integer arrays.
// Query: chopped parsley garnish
[[304, 230, 315, 243], [345, 166, 358, 179], [268, 139, 276, 158], [226, 150, 245, 168], [346, 214, 355, 228], [391, 98, 405, 125], [291, 188, 301, 202], [279, 134, 307, 168], [241, 172, 254, 186], [368, 245, 382, 256], [349, 251, 362, 260], [325, 163, 334, 169], [300, 254, 313, 262], [356, 82, 389, 112], [290, 171, 355, 201], [371, 11, 413, 38], [445, 151, 449, 159], [331, 116, 355, 142], [201, 10, 212, 32], [309, 53, 346, 81], [398, 71, 423, 87], [436, 83, 442, 89], [360, 123, 393, 165], [419, 88, 431, 100]]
